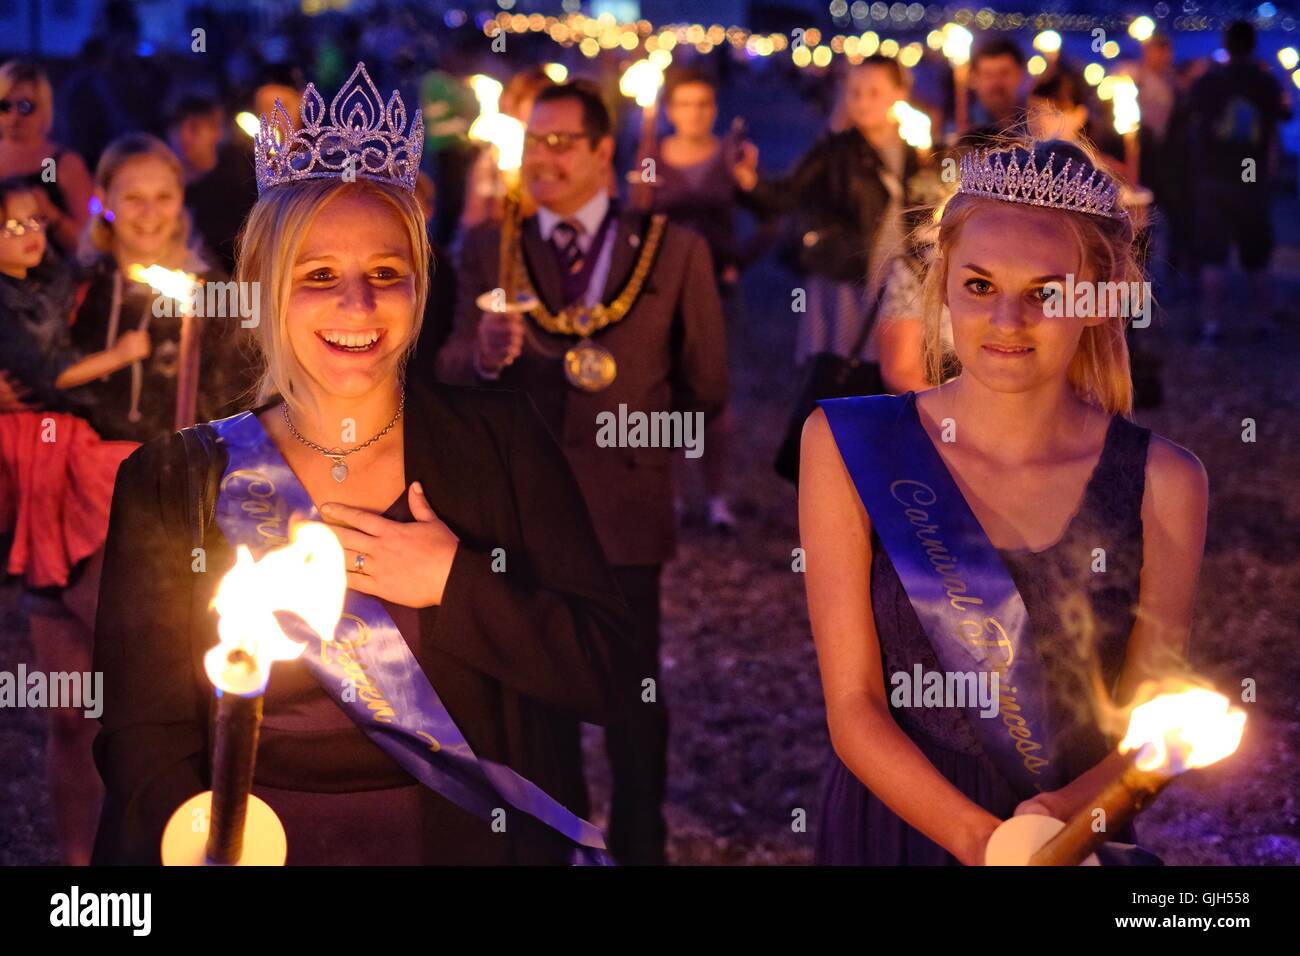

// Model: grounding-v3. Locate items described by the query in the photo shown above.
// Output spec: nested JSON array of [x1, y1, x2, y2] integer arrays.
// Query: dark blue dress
[[251, 491, 425, 865], [816, 407, 1152, 865]]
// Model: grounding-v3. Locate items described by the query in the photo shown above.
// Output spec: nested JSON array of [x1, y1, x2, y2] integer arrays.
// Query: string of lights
[[480, 4, 1297, 58], [480, 9, 1300, 90]]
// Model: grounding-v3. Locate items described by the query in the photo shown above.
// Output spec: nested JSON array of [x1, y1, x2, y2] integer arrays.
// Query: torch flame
[[469, 112, 525, 171], [1108, 75, 1141, 136], [206, 521, 347, 697], [466, 73, 525, 172], [1119, 686, 1246, 776], [468, 74, 503, 116], [235, 111, 261, 139], [890, 100, 932, 151], [941, 24, 974, 66], [620, 58, 665, 108], [128, 264, 201, 312]]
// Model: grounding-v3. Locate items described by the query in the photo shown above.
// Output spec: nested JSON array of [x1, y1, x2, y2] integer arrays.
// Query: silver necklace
[[281, 391, 405, 483]]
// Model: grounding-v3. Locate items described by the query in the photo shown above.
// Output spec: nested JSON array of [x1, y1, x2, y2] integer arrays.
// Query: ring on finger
[[353, 552, 367, 574]]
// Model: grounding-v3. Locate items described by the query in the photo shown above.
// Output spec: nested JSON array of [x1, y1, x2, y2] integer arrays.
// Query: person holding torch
[[91, 64, 636, 865], [69, 133, 247, 445], [801, 139, 1210, 866], [460, 67, 555, 231]]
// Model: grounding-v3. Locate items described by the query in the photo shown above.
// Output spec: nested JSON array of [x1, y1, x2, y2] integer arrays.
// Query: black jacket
[[742, 128, 922, 283], [90, 381, 636, 864], [69, 254, 256, 445]]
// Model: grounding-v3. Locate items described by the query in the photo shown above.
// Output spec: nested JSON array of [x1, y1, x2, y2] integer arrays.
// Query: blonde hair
[[0, 60, 54, 138], [84, 133, 192, 263], [234, 178, 430, 419], [917, 139, 1140, 416]]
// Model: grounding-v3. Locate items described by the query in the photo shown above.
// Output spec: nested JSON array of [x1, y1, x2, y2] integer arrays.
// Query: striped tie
[[550, 220, 587, 305]]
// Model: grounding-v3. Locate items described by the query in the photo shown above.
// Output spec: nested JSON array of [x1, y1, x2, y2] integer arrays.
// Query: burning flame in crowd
[[620, 58, 665, 108], [1103, 75, 1142, 136], [941, 23, 974, 66], [467, 74, 525, 171], [127, 264, 201, 310], [206, 521, 347, 697], [890, 100, 933, 151]]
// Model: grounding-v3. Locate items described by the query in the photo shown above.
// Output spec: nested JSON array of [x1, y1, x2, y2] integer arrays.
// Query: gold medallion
[[564, 339, 617, 392]]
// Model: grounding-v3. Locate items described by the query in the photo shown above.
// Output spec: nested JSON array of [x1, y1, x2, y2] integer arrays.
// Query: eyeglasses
[[523, 131, 591, 154], [0, 99, 36, 117], [1, 217, 46, 238]]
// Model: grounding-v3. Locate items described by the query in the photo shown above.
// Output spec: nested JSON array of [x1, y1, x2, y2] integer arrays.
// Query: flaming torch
[[620, 56, 666, 211], [161, 521, 347, 865], [891, 100, 933, 164], [985, 684, 1246, 866], [127, 264, 202, 430], [468, 76, 533, 316], [1106, 74, 1142, 187], [941, 24, 974, 136]]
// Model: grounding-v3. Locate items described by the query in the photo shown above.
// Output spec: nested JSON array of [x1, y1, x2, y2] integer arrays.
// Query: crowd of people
[[0, 3, 1292, 867]]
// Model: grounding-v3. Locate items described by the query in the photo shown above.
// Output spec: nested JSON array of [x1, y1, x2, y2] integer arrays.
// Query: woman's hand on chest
[[320, 481, 461, 608]]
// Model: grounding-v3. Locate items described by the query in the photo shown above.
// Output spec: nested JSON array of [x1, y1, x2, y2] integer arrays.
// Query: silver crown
[[255, 62, 423, 195], [957, 147, 1125, 222]]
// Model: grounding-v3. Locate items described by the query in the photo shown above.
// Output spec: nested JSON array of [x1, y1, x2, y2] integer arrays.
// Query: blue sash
[[208, 411, 613, 865], [818, 394, 1064, 795]]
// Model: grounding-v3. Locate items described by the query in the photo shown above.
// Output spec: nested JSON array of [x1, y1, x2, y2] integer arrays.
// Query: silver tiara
[[957, 147, 1125, 222], [255, 62, 423, 195]]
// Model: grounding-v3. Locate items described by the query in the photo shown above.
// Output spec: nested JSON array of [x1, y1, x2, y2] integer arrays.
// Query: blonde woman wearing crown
[[800, 139, 1208, 865], [90, 65, 635, 865]]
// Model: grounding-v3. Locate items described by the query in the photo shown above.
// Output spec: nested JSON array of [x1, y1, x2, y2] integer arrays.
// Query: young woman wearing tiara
[[91, 64, 633, 865], [799, 139, 1208, 865]]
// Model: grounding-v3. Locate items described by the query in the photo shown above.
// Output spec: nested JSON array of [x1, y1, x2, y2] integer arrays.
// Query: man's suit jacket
[[437, 206, 728, 567]]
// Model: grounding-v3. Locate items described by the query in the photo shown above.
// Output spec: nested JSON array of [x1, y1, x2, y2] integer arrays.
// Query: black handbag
[[774, 284, 887, 485], [776, 221, 871, 284]]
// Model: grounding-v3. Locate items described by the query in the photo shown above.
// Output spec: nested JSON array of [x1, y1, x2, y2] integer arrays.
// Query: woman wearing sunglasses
[[0, 60, 93, 255]]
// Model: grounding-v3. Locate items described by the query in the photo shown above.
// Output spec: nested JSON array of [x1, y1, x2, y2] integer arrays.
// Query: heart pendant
[[330, 461, 349, 482]]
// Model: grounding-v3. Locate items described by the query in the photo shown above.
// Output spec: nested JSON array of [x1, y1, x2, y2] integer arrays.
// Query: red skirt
[[0, 411, 139, 589]]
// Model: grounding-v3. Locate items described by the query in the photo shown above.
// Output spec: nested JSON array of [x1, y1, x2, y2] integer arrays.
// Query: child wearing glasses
[[0, 176, 148, 865]]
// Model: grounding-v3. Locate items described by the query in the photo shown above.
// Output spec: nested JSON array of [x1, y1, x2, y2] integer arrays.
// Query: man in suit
[[436, 80, 728, 865]]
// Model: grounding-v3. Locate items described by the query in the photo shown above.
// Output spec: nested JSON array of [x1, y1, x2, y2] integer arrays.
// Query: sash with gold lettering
[[819, 393, 1064, 795], [208, 411, 613, 864]]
